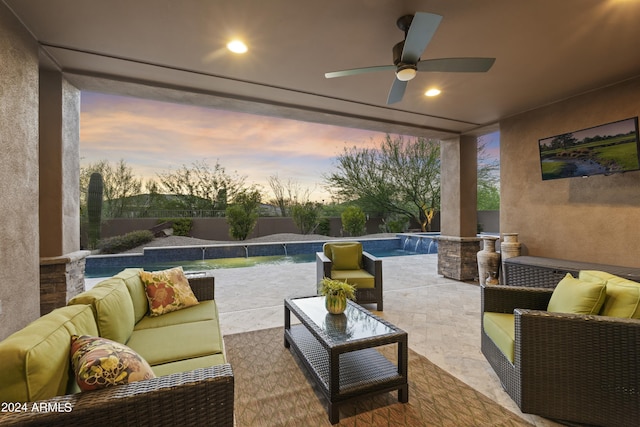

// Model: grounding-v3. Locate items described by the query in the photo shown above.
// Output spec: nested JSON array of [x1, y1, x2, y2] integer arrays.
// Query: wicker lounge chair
[[481, 283, 640, 427], [316, 242, 383, 311]]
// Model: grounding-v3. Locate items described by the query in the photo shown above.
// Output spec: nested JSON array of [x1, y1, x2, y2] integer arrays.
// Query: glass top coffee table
[[284, 296, 408, 424]]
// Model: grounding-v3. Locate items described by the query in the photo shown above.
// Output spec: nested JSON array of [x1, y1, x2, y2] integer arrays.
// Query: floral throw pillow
[[139, 266, 199, 316], [70, 335, 155, 391]]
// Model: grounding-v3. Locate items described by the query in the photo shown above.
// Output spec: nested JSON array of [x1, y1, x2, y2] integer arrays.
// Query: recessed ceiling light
[[425, 88, 441, 97], [227, 40, 248, 54]]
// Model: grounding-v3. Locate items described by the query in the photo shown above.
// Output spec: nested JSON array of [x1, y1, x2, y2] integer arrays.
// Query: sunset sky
[[80, 91, 499, 202]]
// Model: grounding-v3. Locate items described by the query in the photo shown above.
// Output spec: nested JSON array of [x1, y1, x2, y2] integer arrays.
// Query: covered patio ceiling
[[5, 0, 640, 139]]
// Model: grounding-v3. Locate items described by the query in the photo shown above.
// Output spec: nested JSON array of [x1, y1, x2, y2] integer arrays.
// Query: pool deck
[[85, 253, 560, 427]]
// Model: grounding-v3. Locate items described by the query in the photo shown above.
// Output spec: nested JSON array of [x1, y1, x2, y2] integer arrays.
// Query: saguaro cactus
[[87, 172, 104, 249]]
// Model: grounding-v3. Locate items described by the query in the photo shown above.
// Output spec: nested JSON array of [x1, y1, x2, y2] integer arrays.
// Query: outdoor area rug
[[224, 327, 532, 427]]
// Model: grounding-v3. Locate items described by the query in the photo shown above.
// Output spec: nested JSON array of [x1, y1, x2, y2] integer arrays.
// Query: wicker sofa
[[0, 268, 234, 426], [481, 275, 640, 427]]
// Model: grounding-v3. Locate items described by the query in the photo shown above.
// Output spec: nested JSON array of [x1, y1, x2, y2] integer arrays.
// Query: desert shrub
[[341, 205, 366, 236], [317, 217, 331, 236], [157, 218, 192, 236], [291, 202, 321, 234], [226, 189, 261, 240], [380, 215, 408, 233], [98, 230, 154, 254]]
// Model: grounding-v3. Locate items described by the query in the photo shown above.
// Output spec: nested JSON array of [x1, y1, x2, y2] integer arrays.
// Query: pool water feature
[[85, 234, 439, 278]]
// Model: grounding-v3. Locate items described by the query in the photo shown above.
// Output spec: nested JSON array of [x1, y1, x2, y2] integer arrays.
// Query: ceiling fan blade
[[417, 57, 496, 72], [325, 64, 395, 79], [401, 12, 443, 64], [387, 78, 407, 104]]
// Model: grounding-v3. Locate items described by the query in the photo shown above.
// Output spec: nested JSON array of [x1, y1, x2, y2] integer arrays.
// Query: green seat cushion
[[134, 300, 219, 330], [151, 354, 227, 377], [126, 319, 224, 366], [547, 273, 606, 315], [579, 270, 640, 318], [114, 268, 147, 323], [330, 269, 375, 289], [0, 305, 98, 402], [483, 312, 515, 363], [68, 278, 135, 344]]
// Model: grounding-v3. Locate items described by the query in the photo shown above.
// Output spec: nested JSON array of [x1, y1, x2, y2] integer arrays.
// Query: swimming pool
[[85, 234, 439, 278]]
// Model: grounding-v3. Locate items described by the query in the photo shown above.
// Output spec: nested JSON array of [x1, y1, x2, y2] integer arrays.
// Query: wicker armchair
[[316, 242, 383, 310], [481, 283, 640, 427]]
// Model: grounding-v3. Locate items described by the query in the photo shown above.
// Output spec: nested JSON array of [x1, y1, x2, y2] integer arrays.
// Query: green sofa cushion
[[151, 354, 227, 377], [134, 300, 218, 330], [547, 273, 606, 315], [329, 269, 375, 289], [0, 305, 98, 402], [126, 319, 224, 366], [114, 268, 148, 323], [579, 270, 640, 318], [68, 278, 135, 344], [483, 312, 515, 363]]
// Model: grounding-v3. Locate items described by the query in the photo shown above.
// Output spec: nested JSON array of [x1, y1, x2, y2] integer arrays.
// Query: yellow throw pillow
[[139, 267, 199, 316], [580, 270, 640, 318], [70, 335, 155, 391], [331, 244, 362, 270], [547, 273, 606, 315]]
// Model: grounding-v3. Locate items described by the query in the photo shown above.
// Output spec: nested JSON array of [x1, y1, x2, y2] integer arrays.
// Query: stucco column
[[437, 135, 481, 281], [39, 70, 88, 314]]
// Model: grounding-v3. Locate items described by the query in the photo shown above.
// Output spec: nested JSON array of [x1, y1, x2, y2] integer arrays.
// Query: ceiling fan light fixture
[[396, 64, 417, 81], [227, 40, 248, 54]]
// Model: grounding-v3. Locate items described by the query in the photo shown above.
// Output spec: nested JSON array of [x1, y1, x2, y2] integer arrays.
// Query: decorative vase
[[477, 236, 501, 286], [500, 233, 521, 285], [501, 233, 522, 260], [325, 294, 347, 314]]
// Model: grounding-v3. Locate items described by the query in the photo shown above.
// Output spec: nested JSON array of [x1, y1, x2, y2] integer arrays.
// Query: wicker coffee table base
[[284, 298, 408, 424]]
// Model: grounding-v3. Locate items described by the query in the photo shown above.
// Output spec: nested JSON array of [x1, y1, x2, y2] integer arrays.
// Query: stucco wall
[[39, 71, 81, 256], [501, 76, 640, 267], [0, 4, 41, 339]]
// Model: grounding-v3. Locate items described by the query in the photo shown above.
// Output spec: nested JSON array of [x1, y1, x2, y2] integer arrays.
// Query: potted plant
[[319, 277, 356, 314]]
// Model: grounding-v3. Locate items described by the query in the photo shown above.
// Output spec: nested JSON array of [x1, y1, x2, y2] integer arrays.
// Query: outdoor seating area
[[5, 242, 640, 426], [188, 253, 566, 426]]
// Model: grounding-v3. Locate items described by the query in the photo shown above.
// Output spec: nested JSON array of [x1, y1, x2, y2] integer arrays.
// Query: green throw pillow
[[579, 270, 640, 318], [547, 273, 606, 315], [330, 244, 361, 270]]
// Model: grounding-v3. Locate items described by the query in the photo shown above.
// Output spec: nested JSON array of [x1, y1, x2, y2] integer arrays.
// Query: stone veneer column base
[[436, 236, 481, 281], [40, 250, 91, 316]]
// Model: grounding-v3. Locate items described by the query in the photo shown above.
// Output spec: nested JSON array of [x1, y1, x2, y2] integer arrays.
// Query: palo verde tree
[[477, 135, 501, 210], [325, 135, 441, 231]]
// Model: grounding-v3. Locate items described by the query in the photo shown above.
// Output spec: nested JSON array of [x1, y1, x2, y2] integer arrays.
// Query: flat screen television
[[538, 117, 640, 180]]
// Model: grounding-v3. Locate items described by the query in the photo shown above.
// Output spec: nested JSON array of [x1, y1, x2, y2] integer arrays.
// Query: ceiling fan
[[324, 12, 496, 104]]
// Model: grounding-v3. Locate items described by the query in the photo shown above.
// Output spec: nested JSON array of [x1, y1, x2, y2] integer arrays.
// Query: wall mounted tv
[[538, 117, 640, 180]]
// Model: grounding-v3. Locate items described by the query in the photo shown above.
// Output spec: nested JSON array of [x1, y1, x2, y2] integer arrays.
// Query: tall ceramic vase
[[477, 236, 501, 285], [500, 233, 522, 284], [501, 233, 522, 260]]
